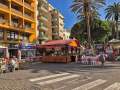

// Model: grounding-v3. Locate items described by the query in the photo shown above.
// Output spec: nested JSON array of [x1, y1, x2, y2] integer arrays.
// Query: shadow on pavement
[[22, 62, 120, 74]]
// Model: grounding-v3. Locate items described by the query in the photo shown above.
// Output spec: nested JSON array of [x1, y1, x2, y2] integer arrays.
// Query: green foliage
[[105, 2, 120, 39], [70, 19, 111, 43], [105, 2, 120, 21], [71, 0, 105, 19]]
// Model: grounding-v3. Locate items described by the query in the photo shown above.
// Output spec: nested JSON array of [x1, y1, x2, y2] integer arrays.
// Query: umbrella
[[108, 39, 120, 43]]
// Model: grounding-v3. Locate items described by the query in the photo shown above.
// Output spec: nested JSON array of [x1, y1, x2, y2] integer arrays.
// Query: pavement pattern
[[0, 62, 120, 90]]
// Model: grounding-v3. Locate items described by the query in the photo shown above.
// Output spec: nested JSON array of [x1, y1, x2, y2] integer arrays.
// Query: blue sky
[[48, 0, 120, 29]]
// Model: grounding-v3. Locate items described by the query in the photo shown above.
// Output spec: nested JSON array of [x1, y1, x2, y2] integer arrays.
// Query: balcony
[[52, 18, 58, 22], [12, 0, 23, 6], [41, 6, 48, 13], [0, 3, 9, 12], [24, 27, 32, 30], [41, 26, 48, 31], [41, 16, 48, 21], [11, 21, 23, 29], [52, 25, 58, 29], [24, 14, 34, 21], [39, 32, 48, 40], [24, 2, 34, 11], [52, 32, 58, 36], [43, 0, 48, 4], [11, 8, 22, 16], [0, 18, 9, 26], [40, 25, 48, 31], [24, 24, 32, 30]]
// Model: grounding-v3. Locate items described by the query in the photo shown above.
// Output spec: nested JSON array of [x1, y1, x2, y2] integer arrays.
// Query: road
[[0, 61, 120, 90]]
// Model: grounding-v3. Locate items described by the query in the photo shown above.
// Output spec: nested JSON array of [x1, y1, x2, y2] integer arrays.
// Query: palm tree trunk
[[116, 21, 119, 39], [86, 13, 91, 45], [84, 0, 91, 46], [112, 22, 116, 38]]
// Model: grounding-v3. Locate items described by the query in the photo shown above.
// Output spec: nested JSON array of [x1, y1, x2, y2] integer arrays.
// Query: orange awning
[[38, 39, 80, 48]]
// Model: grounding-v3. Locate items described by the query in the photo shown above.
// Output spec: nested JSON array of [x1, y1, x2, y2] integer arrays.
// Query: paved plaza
[[0, 62, 120, 90]]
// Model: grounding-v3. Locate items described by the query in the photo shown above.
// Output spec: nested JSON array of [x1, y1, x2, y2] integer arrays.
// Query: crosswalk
[[72, 79, 107, 90], [104, 83, 120, 90], [29, 72, 120, 90]]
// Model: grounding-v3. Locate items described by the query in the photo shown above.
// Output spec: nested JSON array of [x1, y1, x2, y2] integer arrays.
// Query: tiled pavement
[[0, 70, 41, 90], [0, 62, 120, 90]]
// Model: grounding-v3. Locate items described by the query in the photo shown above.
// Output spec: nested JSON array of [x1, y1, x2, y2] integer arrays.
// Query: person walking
[[99, 52, 106, 67], [11, 56, 19, 70]]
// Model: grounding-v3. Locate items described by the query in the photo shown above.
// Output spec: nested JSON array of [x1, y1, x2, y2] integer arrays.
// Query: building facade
[[0, 0, 36, 46], [50, 8, 64, 40], [37, 0, 52, 44], [63, 29, 70, 40]]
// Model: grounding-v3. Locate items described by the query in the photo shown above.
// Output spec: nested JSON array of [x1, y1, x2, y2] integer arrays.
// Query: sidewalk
[[0, 70, 42, 90]]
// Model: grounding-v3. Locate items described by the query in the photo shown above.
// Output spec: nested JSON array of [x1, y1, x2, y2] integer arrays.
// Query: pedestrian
[[99, 53, 106, 67], [75, 55, 78, 63], [1, 58, 7, 73], [11, 56, 19, 70]]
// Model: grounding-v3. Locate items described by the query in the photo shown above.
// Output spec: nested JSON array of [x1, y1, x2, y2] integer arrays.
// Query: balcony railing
[[11, 21, 23, 29], [24, 2, 34, 11], [0, 3, 9, 11], [24, 14, 34, 20], [52, 18, 58, 22], [52, 32, 58, 35], [41, 16, 48, 21], [16, 0, 23, 4], [24, 26, 32, 30], [12, 0, 23, 5], [11, 8, 22, 16], [52, 25, 58, 28], [39, 25, 48, 31], [0, 18, 9, 25], [39, 33, 48, 40], [11, 22, 18, 28], [43, 0, 48, 3], [41, 6, 48, 13]]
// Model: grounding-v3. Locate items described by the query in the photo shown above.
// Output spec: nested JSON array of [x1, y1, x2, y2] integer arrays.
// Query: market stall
[[108, 39, 120, 49], [37, 39, 80, 63], [108, 39, 120, 60]]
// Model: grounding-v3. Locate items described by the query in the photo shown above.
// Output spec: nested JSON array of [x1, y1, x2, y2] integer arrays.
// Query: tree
[[71, 0, 105, 45], [105, 2, 120, 39], [70, 19, 111, 43]]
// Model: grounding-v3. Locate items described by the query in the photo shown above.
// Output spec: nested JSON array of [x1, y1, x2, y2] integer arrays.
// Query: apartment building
[[0, 0, 36, 47], [37, 0, 52, 44], [50, 9, 64, 40], [63, 29, 70, 40]]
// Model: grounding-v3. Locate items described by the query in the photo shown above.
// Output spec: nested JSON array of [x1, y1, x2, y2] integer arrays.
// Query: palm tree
[[71, 0, 105, 45], [105, 2, 120, 39]]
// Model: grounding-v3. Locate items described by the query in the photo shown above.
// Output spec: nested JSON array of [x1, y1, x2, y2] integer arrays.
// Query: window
[[7, 31, 18, 40], [15, 33, 18, 39], [0, 48, 5, 58], [24, 22, 31, 29], [0, 30, 4, 40]]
